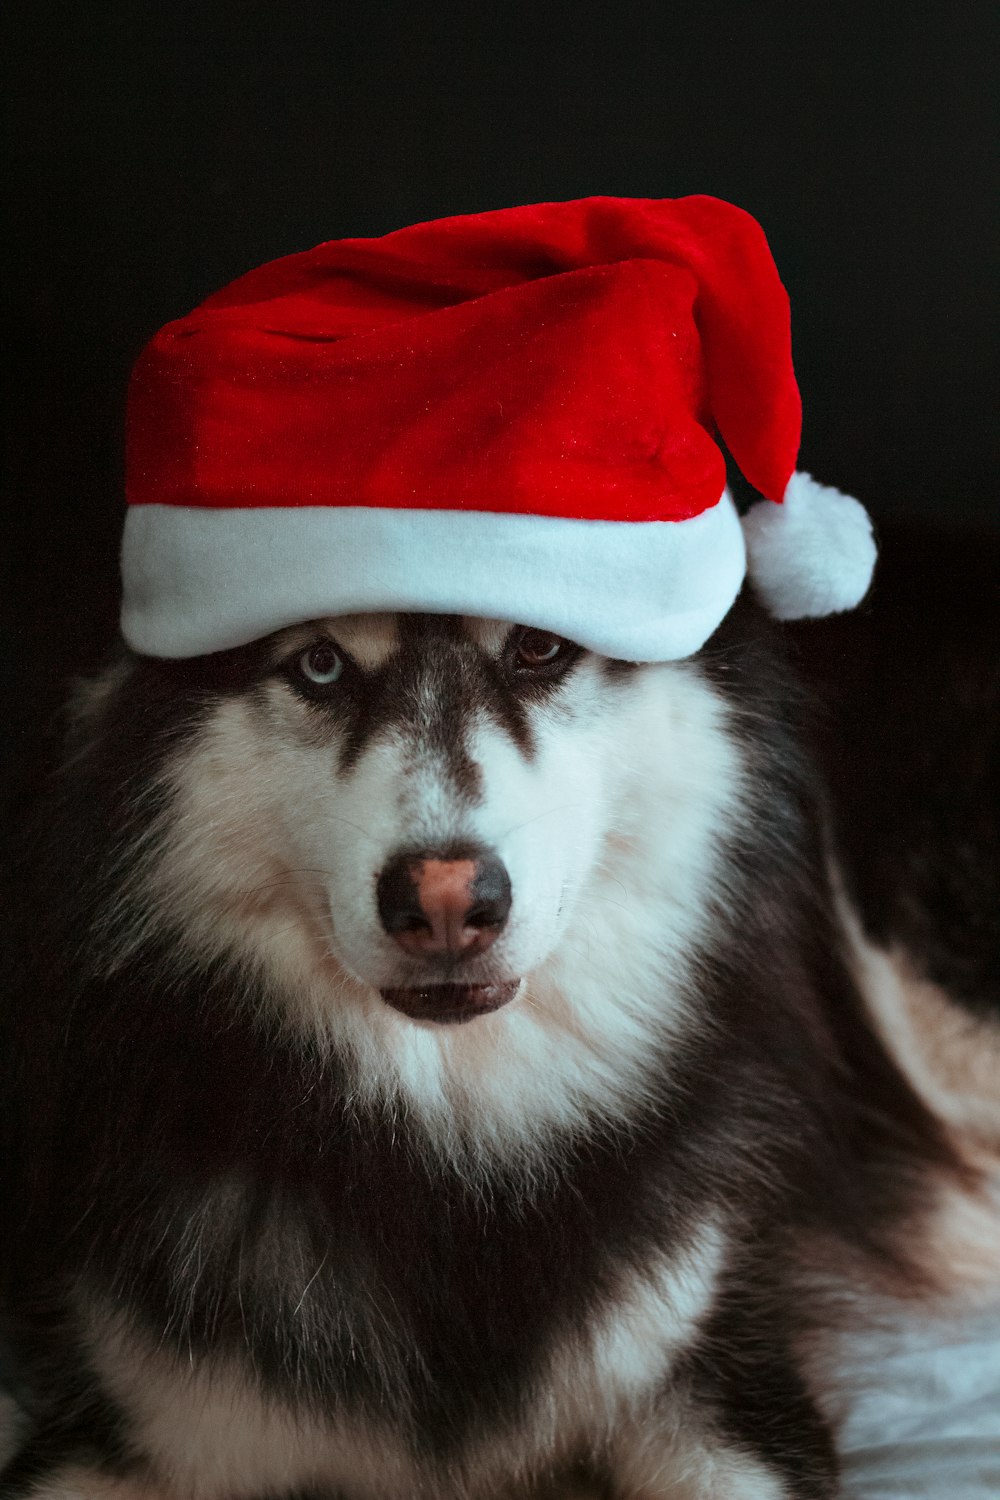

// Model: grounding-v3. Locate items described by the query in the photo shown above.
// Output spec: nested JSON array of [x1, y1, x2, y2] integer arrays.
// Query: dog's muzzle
[[379, 979, 521, 1025]]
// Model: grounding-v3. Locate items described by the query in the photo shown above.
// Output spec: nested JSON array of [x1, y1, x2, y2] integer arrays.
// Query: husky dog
[[1, 541, 998, 1499]]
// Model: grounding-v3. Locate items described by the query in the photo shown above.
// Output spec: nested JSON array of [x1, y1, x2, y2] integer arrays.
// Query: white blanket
[[836, 1299, 1000, 1499]]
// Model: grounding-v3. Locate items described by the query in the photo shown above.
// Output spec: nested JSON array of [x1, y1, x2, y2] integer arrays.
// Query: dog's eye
[[296, 642, 345, 686], [514, 628, 566, 668]]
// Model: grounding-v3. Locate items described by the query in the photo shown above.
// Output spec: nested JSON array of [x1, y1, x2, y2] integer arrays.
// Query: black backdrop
[[3, 1, 998, 805]]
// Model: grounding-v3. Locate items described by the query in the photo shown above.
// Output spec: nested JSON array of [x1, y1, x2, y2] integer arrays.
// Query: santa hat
[[121, 195, 875, 661]]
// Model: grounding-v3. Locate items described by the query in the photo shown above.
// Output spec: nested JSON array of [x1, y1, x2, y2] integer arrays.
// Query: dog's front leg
[[605, 1380, 839, 1500], [609, 1435, 811, 1500]]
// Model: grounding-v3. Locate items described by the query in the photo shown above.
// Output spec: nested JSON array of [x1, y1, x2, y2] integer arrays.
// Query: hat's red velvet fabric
[[126, 196, 801, 523]]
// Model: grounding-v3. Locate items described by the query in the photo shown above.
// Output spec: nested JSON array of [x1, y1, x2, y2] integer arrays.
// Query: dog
[[2, 533, 998, 1499]]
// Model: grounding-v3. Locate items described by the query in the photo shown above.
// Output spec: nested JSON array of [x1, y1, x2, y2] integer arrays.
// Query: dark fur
[[0, 582, 975, 1498], [789, 524, 1000, 1020]]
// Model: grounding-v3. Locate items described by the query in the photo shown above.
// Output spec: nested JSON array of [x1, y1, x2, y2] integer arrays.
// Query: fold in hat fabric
[[126, 196, 800, 519], [121, 195, 873, 660]]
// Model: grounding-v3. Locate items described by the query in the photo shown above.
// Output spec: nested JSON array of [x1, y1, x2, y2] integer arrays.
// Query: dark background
[[3, 1, 998, 809]]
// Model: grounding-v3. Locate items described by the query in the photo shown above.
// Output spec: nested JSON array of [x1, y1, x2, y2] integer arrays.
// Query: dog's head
[[78, 613, 747, 1162]]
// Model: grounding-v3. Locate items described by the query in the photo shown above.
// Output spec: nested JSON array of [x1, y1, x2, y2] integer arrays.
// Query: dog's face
[[263, 615, 615, 1018], [92, 613, 744, 1162]]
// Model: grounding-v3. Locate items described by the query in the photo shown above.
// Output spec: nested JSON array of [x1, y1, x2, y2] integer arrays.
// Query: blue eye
[[297, 642, 344, 686]]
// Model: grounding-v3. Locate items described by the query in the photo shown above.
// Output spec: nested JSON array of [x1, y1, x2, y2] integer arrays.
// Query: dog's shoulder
[[789, 523, 1000, 1162], [790, 521, 1000, 1019]]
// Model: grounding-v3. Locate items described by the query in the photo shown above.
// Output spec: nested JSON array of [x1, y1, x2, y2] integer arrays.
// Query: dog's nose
[[377, 851, 512, 957]]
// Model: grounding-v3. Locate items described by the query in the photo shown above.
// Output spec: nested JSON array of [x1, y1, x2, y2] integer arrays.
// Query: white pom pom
[[741, 471, 877, 620]]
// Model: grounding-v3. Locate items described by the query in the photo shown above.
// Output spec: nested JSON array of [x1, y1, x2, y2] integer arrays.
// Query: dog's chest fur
[[59, 975, 745, 1474], [79, 1212, 725, 1499]]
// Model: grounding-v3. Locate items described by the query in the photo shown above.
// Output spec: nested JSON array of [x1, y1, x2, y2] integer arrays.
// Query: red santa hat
[[121, 195, 876, 661]]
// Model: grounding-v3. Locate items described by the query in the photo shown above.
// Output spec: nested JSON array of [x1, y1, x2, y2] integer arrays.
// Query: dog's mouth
[[379, 979, 522, 1025]]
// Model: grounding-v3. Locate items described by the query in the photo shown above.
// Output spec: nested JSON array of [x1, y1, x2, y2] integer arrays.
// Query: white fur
[[79, 1217, 726, 1500], [109, 624, 745, 1176], [613, 1428, 789, 1499], [535, 1216, 727, 1445], [742, 470, 876, 620], [841, 913, 1000, 1152], [837, 899, 1000, 1293]]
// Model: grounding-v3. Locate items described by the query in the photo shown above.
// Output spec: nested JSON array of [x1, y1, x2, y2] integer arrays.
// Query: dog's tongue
[[380, 980, 520, 1025]]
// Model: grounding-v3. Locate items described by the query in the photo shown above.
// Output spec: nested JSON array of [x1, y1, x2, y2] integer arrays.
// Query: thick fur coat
[[2, 539, 998, 1499]]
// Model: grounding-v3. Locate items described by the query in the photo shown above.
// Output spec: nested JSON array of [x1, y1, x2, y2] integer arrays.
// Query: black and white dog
[[2, 529, 998, 1498]]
